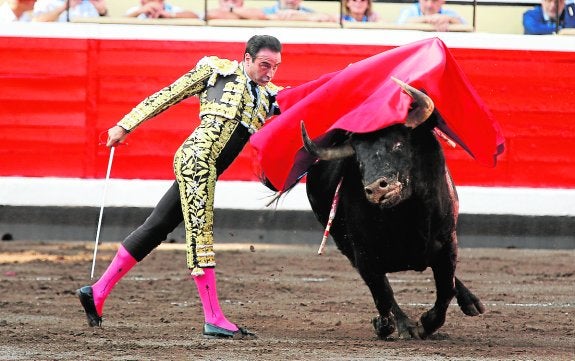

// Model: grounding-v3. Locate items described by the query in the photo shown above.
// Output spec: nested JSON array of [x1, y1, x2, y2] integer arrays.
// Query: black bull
[[300, 80, 485, 339]]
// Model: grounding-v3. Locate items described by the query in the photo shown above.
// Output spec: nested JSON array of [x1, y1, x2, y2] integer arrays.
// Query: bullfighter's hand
[[107, 125, 128, 147]]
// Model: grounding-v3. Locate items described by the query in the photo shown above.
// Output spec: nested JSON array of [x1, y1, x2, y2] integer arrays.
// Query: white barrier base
[[1, 177, 574, 216]]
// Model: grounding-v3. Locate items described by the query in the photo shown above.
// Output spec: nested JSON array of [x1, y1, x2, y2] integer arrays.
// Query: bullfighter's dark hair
[[245, 35, 282, 59]]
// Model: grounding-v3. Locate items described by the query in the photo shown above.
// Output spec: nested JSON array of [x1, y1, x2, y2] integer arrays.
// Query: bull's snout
[[364, 178, 389, 198], [364, 177, 403, 206]]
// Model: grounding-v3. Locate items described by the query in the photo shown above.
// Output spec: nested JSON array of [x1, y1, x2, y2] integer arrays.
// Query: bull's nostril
[[365, 187, 373, 195], [379, 180, 388, 188]]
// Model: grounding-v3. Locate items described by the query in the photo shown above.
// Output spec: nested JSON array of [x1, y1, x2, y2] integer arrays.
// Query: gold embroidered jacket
[[117, 56, 282, 134]]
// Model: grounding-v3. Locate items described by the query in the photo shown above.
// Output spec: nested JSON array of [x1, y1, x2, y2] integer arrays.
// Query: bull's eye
[[391, 142, 402, 152]]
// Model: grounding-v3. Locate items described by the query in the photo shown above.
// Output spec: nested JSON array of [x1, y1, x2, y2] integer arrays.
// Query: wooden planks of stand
[[342, 22, 474, 32], [72, 17, 207, 26], [559, 28, 575, 35], [206, 19, 340, 28]]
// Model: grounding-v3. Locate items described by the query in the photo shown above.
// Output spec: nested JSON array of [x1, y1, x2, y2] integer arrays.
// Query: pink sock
[[91, 244, 137, 316], [193, 268, 238, 331]]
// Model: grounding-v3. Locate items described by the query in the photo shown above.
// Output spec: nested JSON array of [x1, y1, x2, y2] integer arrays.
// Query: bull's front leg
[[419, 243, 457, 338], [386, 278, 424, 339], [357, 268, 396, 339]]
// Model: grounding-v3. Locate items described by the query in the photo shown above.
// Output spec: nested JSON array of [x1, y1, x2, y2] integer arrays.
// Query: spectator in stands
[[32, 0, 108, 22], [0, 0, 36, 21], [342, 0, 379, 22], [207, 0, 267, 20], [567, 0, 575, 27], [263, 0, 337, 22], [396, 0, 465, 31], [126, 0, 198, 19], [523, 0, 574, 34]]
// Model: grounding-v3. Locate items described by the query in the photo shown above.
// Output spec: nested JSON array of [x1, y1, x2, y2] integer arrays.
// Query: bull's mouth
[[365, 181, 404, 207], [379, 183, 403, 207]]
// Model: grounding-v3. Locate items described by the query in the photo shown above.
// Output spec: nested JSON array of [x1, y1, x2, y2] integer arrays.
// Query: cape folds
[[250, 37, 505, 192]]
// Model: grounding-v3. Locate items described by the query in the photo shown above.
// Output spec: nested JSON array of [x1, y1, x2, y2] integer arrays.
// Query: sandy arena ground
[[0, 240, 573, 361]]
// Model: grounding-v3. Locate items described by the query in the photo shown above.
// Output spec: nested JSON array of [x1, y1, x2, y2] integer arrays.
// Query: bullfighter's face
[[244, 49, 282, 86]]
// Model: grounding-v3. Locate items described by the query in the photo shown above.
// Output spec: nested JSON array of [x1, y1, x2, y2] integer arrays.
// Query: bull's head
[[301, 78, 435, 208]]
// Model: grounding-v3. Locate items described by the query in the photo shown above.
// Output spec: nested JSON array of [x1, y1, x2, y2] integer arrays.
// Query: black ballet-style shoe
[[76, 286, 102, 327], [202, 323, 257, 339]]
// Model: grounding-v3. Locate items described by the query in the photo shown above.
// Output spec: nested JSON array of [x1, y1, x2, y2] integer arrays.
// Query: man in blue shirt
[[523, 0, 574, 34], [397, 0, 466, 32], [566, 0, 575, 27]]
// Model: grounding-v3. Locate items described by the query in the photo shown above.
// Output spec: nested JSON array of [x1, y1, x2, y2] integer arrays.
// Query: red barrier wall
[[1, 34, 574, 188]]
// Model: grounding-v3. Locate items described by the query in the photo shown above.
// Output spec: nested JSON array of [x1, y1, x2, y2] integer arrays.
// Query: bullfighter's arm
[[117, 63, 212, 132]]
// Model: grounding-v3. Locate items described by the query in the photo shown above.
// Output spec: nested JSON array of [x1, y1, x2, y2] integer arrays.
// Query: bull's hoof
[[418, 308, 446, 339], [455, 278, 486, 317], [372, 315, 395, 339], [395, 315, 422, 340], [457, 292, 486, 317]]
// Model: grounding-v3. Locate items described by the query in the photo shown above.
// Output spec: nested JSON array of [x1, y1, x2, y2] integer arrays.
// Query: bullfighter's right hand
[[106, 125, 128, 147]]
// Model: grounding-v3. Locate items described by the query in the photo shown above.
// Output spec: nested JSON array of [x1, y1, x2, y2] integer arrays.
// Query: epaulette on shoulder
[[197, 56, 238, 76], [265, 82, 283, 96]]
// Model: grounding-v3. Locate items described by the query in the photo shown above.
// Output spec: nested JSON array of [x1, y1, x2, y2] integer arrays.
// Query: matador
[[77, 35, 283, 339]]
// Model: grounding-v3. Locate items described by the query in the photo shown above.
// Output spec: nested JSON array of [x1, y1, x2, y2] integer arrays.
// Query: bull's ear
[[391, 77, 434, 128], [301, 121, 355, 161]]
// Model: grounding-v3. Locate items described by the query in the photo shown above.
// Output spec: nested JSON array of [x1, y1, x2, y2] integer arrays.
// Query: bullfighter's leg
[[174, 117, 252, 336], [419, 243, 457, 338], [77, 181, 184, 327]]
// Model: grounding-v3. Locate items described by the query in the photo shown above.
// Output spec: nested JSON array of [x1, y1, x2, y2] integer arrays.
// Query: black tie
[[249, 80, 258, 101]]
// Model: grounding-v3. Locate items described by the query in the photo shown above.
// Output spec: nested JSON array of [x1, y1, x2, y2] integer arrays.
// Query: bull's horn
[[301, 120, 355, 161], [391, 77, 435, 129]]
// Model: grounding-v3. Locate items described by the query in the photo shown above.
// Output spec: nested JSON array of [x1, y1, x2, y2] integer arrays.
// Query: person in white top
[[0, 0, 36, 22], [206, 0, 267, 20], [397, 0, 466, 31], [32, 0, 107, 22], [125, 0, 199, 19]]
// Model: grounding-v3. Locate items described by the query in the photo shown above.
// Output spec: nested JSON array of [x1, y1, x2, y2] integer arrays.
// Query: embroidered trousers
[[122, 115, 250, 275]]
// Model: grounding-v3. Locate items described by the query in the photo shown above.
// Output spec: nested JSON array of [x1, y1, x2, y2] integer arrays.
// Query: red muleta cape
[[250, 37, 505, 192]]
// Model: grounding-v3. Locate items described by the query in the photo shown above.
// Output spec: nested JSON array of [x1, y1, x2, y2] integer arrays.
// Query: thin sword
[[90, 146, 115, 279]]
